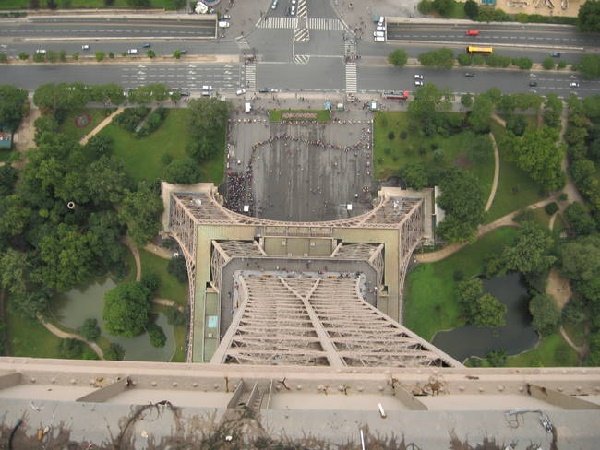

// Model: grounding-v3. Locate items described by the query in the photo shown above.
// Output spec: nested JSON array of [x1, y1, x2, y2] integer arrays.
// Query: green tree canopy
[[473, 293, 507, 327], [163, 158, 202, 184], [120, 182, 163, 246], [578, 0, 600, 32], [529, 293, 560, 336], [418, 48, 455, 69], [407, 83, 452, 136], [79, 318, 101, 341], [464, 0, 479, 19], [467, 94, 494, 134], [147, 322, 167, 348], [0, 85, 29, 132], [578, 54, 600, 79], [103, 281, 151, 337], [186, 98, 230, 161], [388, 49, 408, 67]]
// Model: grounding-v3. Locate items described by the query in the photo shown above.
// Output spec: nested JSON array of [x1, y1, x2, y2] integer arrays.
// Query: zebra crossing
[[257, 17, 298, 29], [307, 18, 345, 31], [293, 54, 310, 65], [294, 25, 309, 42], [296, 0, 307, 18], [245, 62, 256, 91], [345, 63, 357, 93]]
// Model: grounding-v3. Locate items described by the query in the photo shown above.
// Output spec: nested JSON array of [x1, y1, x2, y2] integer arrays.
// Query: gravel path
[[485, 132, 500, 212], [79, 107, 124, 146], [38, 317, 104, 360]]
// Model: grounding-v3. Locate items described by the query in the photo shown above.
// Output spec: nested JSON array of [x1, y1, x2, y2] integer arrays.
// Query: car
[[35, 49, 46, 54], [377, 17, 385, 27], [377, 25, 386, 31], [201, 91, 211, 97], [291, 0, 296, 4], [529, 80, 537, 87], [127, 48, 139, 55], [290, 5, 296, 15], [142, 43, 151, 48], [414, 80, 424, 87], [464, 72, 475, 77], [218, 20, 230, 28], [222, 14, 231, 20], [202, 85, 213, 91], [271, 0, 278, 9], [236, 88, 247, 95], [570, 81, 580, 88], [258, 88, 270, 93], [374, 36, 385, 42], [373, 31, 384, 38], [465, 29, 480, 36], [414, 74, 424, 80], [550, 51, 561, 57], [81, 44, 90, 51]]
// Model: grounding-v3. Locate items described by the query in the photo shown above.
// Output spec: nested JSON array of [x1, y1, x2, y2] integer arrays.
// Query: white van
[[127, 49, 138, 55], [236, 88, 247, 96], [373, 31, 385, 38], [245, 102, 252, 113], [218, 20, 230, 28]]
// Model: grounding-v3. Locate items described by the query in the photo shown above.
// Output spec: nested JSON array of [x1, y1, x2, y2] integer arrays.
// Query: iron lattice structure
[[211, 273, 457, 367], [162, 183, 455, 366]]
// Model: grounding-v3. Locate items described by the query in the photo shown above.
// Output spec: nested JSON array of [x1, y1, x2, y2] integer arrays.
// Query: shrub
[[529, 293, 560, 336], [114, 106, 151, 133], [557, 60, 567, 69], [137, 107, 168, 137], [461, 93, 474, 108], [388, 131, 395, 140], [104, 343, 125, 361], [544, 202, 559, 215], [147, 50, 156, 59], [167, 256, 188, 282], [542, 57, 556, 70], [140, 272, 161, 293], [18, 52, 29, 60], [457, 53, 472, 66], [0, 53, 7, 63], [78, 318, 101, 341], [486, 54, 511, 68], [95, 52, 105, 62], [418, 48, 454, 69], [59, 338, 84, 359], [166, 306, 188, 326], [512, 57, 533, 70], [388, 49, 408, 67], [147, 323, 167, 348]]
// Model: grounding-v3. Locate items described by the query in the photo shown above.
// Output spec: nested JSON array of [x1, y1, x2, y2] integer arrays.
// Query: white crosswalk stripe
[[345, 63, 357, 93], [257, 17, 298, 29], [293, 54, 310, 65], [294, 26, 309, 42], [296, 0, 308, 18], [307, 18, 345, 31], [245, 62, 256, 91]]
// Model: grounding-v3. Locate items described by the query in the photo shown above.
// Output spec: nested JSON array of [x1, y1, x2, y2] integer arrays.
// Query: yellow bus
[[466, 45, 493, 54]]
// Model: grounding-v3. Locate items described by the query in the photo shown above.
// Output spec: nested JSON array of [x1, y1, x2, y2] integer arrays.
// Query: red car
[[465, 29, 480, 36]]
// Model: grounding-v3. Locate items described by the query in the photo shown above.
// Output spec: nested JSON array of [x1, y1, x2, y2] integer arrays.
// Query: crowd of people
[[225, 169, 255, 215]]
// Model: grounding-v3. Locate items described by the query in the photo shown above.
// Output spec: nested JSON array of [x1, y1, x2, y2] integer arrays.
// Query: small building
[[0, 126, 12, 150]]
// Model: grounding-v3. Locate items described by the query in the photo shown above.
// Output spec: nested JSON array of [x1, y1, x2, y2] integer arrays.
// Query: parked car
[[258, 88, 270, 93], [373, 31, 384, 38], [222, 14, 231, 20], [127, 49, 139, 55], [464, 72, 475, 77], [414, 74, 424, 80], [218, 20, 230, 28], [374, 36, 385, 42], [414, 80, 424, 87], [570, 81, 580, 88], [81, 44, 90, 51]]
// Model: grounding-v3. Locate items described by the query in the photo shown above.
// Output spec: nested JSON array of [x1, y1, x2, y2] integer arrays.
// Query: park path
[[152, 298, 185, 312], [79, 107, 124, 146], [485, 132, 500, 212], [38, 316, 104, 360], [559, 326, 586, 358], [144, 243, 173, 260], [124, 236, 142, 282]]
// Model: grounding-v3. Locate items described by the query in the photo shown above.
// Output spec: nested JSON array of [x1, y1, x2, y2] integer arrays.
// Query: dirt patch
[[74, 112, 92, 128], [496, 0, 582, 18], [453, 154, 472, 169], [546, 266, 571, 310], [14, 104, 40, 152]]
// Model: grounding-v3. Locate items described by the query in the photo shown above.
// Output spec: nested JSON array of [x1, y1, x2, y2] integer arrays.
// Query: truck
[[384, 90, 409, 101]]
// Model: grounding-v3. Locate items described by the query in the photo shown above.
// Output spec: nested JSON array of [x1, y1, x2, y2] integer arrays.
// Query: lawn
[[59, 108, 107, 142], [0, 0, 177, 9], [139, 249, 187, 305], [101, 109, 224, 184], [269, 109, 331, 123], [373, 112, 494, 197], [0, 150, 18, 162], [506, 333, 580, 367], [486, 123, 545, 222], [6, 310, 62, 358], [404, 227, 519, 341]]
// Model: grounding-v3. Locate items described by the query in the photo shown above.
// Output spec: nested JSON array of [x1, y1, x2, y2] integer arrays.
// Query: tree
[[120, 182, 162, 246], [432, 0, 453, 16], [511, 57, 533, 70], [167, 255, 188, 282], [457, 278, 484, 318], [506, 114, 527, 136], [467, 94, 494, 134], [461, 93, 473, 108], [436, 169, 485, 242], [59, 338, 84, 359], [407, 83, 452, 136], [79, 318, 101, 341], [578, 0, 600, 32], [0, 85, 29, 132], [33, 83, 89, 117], [578, 54, 600, 79], [418, 48, 454, 69], [473, 293, 507, 327], [464, 0, 479, 19], [543, 93, 563, 128], [104, 343, 125, 360], [493, 221, 556, 275], [529, 293, 560, 336], [399, 162, 428, 189], [95, 52, 105, 62], [147, 322, 167, 348], [186, 98, 231, 161], [0, 164, 18, 196], [565, 202, 596, 235], [506, 127, 565, 192], [85, 135, 114, 158], [163, 158, 202, 184], [127, 0, 150, 6], [140, 272, 160, 293], [560, 235, 600, 282], [388, 49, 408, 67], [127, 83, 168, 104], [103, 281, 151, 337]]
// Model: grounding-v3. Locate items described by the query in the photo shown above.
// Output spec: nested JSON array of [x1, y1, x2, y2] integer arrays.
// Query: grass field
[[404, 227, 520, 341], [269, 109, 331, 123], [139, 249, 187, 305], [373, 112, 494, 197], [0, 0, 177, 9], [506, 333, 580, 367], [101, 109, 224, 185], [486, 123, 545, 222], [59, 109, 106, 142], [6, 310, 62, 358]]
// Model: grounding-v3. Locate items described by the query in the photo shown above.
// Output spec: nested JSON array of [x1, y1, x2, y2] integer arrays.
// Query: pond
[[53, 277, 175, 361], [432, 272, 539, 362]]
